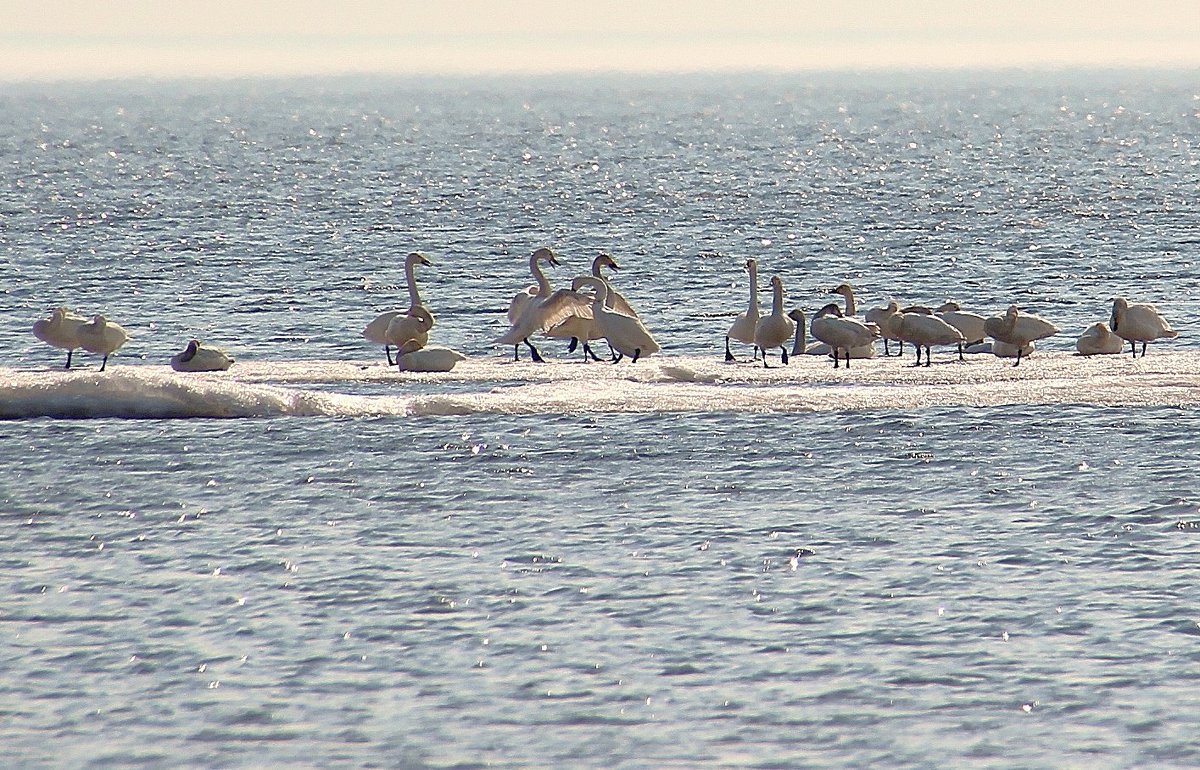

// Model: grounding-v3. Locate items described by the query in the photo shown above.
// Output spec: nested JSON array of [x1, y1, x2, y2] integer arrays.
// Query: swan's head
[[532, 247, 559, 267], [595, 253, 620, 272], [744, 258, 757, 272], [408, 252, 433, 268], [937, 300, 960, 312], [1006, 305, 1020, 319], [770, 275, 784, 292], [830, 283, 853, 297], [91, 314, 107, 325], [815, 302, 843, 318], [1110, 298, 1128, 330], [408, 307, 435, 328], [787, 308, 806, 322]]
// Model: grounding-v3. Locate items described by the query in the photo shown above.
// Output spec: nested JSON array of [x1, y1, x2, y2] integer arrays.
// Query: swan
[[76, 314, 128, 372], [888, 310, 965, 367], [499, 248, 578, 362], [865, 300, 904, 356], [936, 301, 987, 360], [983, 305, 1059, 367], [384, 307, 435, 355], [1110, 297, 1178, 357], [810, 303, 880, 369], [398, 347, 467, 372], [1075, 322, 1124, 356], [170, 339, 234, 372], [753, 276, 795, 367], [993, 340, 1035, 359], [788, 309, 808, 358], [573, 276, 659, 362], [32, 307, 87, 368], [546, 253, 633, 361], [362, 252, 433, 365], [829, 283, 878, 358], [725, 258, 760, 361]]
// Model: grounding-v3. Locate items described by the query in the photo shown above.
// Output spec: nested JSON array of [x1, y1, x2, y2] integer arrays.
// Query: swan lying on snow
[[754, 276, 794, 367], [362, 252, 434, 366], [1076, 322, 1124, 356], [32, 307, 87, 368], [1110, 297, 1178, 358], [76, 315, 128, 372], [983, 305, 1058, 367], [398, 347, 467, 372], [725, 258, 760, 362], [171, 339, 234, 372]]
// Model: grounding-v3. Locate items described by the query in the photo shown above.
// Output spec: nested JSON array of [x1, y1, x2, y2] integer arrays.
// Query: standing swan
[[888, 310, 965, 367], [546, 253, 632, 361], [865, 300, 903, 356], [32, 307, 87, 369], [810, 303, 879, 369], [1076, 322, 1124, 356], [171, 339, 234, 372], [754, 276, 795, 367], [829, 283, 878, 359], [725, 259, 760, 362], [983, 305, 1059, 367], [500, 247, 569, 362], [384, 307, 435, 356], [76, 314, 128, 372], [362, 252, 433, 365], [1110, 297, 1178, 358], [936, 301, 987, 361], [573, 276, 659, 362]]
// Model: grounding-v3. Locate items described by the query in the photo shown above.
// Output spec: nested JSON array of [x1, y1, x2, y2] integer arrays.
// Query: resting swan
[[936, 301, 987, 360], [1110, 297, 1178, 357], [384, 307, 435, 355], [887, 310, 965, 367], [983, 305, 1059, 367], [171, 339, 234, 372], [573, 276, 659, 362], [725, 258, 760, 361], [362, 252, 433, 365], [754, 276, 795, 367], [76, 314, 128, 372], [32, 307, 87, 369], [545, 253, 633, 361], [1076, 322, 1124, 356], [810, 303, 879, 369], [865, 300, 903, 356], [828, 283, 877, 359], [398, 347, 467, 372]]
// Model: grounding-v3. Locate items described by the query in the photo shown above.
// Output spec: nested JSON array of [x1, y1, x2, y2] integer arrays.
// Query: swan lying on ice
[[171, 339, 234, 372], [1075, 322, 1123, 356], [397, 347, 467, 372]]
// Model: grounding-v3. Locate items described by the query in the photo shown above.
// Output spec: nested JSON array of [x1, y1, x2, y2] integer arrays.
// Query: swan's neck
[[791, 316, 807, 357], [404, 256, 423, 308], [531, 254, 552, 297], [591, 257, 604, 278], [840, 288, 856, 317], [747, 263, 759, 313], [772, 282, 785, 315]]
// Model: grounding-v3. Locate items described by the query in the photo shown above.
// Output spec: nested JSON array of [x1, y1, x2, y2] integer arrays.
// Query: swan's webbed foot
[[524, 339, 546, 363], [585, 343, 602, 362], [724, 337, 735, 362]]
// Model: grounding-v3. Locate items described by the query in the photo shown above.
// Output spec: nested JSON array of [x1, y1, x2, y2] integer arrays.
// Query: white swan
[[398, 347, 467, 372], [936, 301, 987, 360], [828, 283, 878, 359], [1110, 297, 1178, 357], [753, 276, 795, 367], [983, 305, 1059, 367], [993, 340, 1035, 359], [362, 252, 433, 365], [725, 258, 760, 361], [32, 307, 87, 369], [498, 248, 578, 362], [384, 307, 435, 355], [574, 276, 659, 362], [1075, 322, 1124, 356], [788, 309, 808, 358], [888, 311, 965, 367], [170, 339, 234, 372], [810, 303, 880, 369], [865, 300, 904, 356], [76, 314, 128, 372], [546, 253, 633, 361]]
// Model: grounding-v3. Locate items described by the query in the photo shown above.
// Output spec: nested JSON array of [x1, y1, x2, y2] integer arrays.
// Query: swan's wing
[[604, 286, 639, 319], [496, 290, 592, 345]]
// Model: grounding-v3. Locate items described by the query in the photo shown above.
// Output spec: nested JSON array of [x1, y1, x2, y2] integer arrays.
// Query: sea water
[[2, 71, 1199, 769]]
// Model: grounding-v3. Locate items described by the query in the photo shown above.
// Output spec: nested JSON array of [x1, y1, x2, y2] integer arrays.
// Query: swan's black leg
[[913, 345, 922, 367], [385, 345, 394, 366], [832, 348, 840, 368], [725, 336, 735, 362], [526, 339, 545, 363], [632, 348, 641, 363], [1129, 340, 1136, 358], [925, 345, 933, 367], [513, 345, 520, 362], [99, 354, 109, 372], [883, 338, 890, 356], [781, 347, 789, 365], [585, 342, 602, 362], [64, 350, 73, 369], [845, 350, 852, 368], [753, 345, 761, 361], [1013, 348, 1022, 367], [612, 351, 624, 364], [568, 337, 579, 353], [1141, 342, 1147, 358], [957, 342, 965, 361]]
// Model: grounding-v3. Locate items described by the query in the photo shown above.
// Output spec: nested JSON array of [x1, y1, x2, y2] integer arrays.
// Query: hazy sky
[[3, 0, 1199, 80]]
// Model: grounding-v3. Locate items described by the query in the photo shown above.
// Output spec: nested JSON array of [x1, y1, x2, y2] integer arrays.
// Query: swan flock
[[29, 248, 1181, 372]]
